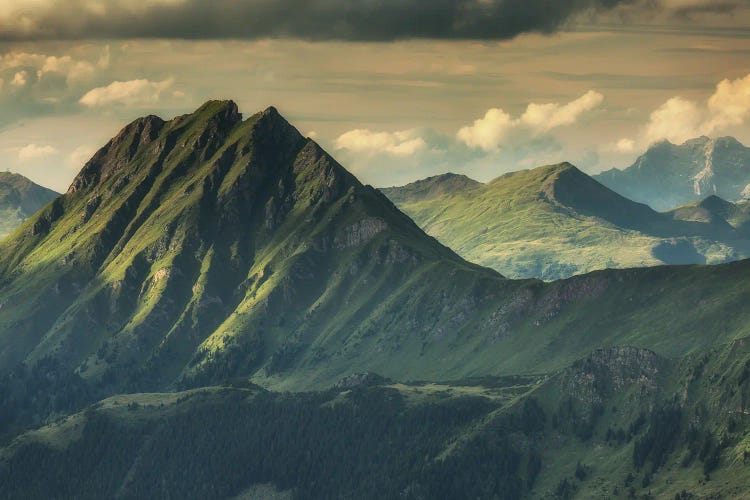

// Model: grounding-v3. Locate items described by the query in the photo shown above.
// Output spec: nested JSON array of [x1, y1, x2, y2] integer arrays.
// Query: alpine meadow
[[2, 1, 750, 499]]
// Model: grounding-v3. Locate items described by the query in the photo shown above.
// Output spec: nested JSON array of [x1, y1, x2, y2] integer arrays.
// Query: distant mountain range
[[0, 172, 58, 237], [382, 164, 750, 280], [595, 136, 750, 210], [3, 103, 750, 498]]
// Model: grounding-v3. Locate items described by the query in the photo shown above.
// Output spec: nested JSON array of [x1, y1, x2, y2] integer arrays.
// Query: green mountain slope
[[382, 164, 750, 280], [2, 102, 750, 400], [595, 136, 750, 211], [0, 100, 517, 393], [2, 102, 750, 498], [3, 340, 749, 499], [0, 172, 58, 237]]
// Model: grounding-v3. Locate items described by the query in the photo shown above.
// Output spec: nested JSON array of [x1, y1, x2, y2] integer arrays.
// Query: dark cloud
[[667, 1, 746, 18], [0, 0, 640, 41]]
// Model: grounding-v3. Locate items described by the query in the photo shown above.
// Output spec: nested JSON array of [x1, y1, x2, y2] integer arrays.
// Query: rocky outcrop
[[563, 346, 665, 406]]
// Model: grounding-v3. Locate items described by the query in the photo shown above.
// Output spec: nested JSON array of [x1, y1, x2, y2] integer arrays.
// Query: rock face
[[564, 347, 664, 405], [0, 172, 59, 236], [595, 136, 750, 210]]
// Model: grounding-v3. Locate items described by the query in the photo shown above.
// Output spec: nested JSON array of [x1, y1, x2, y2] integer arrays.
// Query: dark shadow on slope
[[651, 239, 706, 265]]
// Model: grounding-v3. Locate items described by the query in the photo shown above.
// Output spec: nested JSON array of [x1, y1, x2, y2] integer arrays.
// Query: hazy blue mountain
[[0, 172, 58, 237], [595, 136, 750, 210]]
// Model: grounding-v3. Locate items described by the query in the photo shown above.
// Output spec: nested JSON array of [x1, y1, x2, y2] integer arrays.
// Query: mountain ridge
[[382, 163, 750, 279], [2, 101, 750, 396], [3, 104, 750, 498]]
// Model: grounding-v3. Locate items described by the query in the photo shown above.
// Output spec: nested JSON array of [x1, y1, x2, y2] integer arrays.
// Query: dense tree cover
[[633, 404, 682, 470], [0, 387, 547, 499], [0, 357, 97, 440]]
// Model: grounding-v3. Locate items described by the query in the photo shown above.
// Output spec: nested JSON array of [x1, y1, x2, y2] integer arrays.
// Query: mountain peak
[[193, 99, 242, 122], [595, 134, 750, 210], [261, 105, 280, 117], [545, 161, 581, 176], [714, 136, 744, 148], [682, 136, 711, 147], [379, 172, 481, 204], [697, 194, 734, 215], [0, 171, 58, 235]]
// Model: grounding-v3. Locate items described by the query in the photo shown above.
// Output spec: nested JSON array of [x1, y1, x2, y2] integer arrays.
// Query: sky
[[0, 1, 750, 191]]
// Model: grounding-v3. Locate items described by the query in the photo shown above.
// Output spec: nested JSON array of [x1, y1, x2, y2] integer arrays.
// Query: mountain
[[2, 102, 750, 398], [3, 102, 750, 498], [381, 172, 481, 205], [669, 194, 750, 232], [0, 172, 58, 237], [382, 163, 750, 280], [0, 100, 520, 394], [3, 340, 750, 499], [595, 136, 750, 210]]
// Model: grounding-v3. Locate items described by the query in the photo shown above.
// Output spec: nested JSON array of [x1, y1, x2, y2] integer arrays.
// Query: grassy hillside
[[0, 172, 58, 238], [382, 164, 750, 280]]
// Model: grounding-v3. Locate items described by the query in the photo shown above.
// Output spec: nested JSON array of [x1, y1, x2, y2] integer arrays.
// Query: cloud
[[659, 0, 744, 17], [704, 73, 750, 132], [457, 109, 515, 152], [0, 0, 676, 42], [614, 138, 636, 152], [68, 145, 97, 169], [79, 78, 175, 107], [17, 143, 59, 161], [644, 96, 703, 144], [10, 70, 27, 88], [335, 129, 427, 157], [457, 91, 604, 152], [520, 90, 604, 131], [0, 51, 102, 84], [621, 73, 750, 146]]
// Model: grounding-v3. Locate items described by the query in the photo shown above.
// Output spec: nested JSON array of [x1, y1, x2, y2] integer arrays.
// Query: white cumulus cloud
[[457, 91, 604, 152], [621, 73, 750, 147], [614, 138, 636, 153], [335, 128, 427, 156], [10, 70, 27, 88], [67, 145, 98, 169], [17, 143, 59, 161], [79, 78, 175, 107], [520, 90, 604, 131], [456, 108, 514, 152], [0, 50, 105, 84]]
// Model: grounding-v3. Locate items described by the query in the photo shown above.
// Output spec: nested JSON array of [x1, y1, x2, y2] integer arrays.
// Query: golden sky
[[0, 0, 749, 190]]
